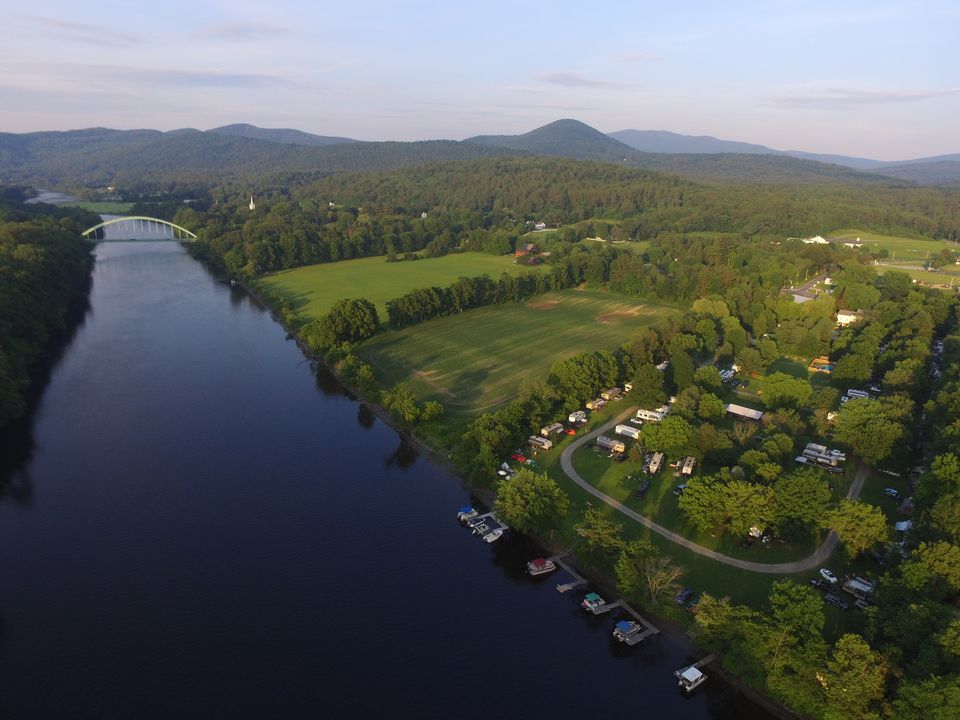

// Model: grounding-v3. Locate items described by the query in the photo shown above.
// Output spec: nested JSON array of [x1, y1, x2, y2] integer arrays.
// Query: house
[[836, 311, 861, 327], [843, 238, 863, 249], [801, 235, 829, 244], [248, 195, 256, 211], [515, 243, 540, 258], [725, 403, 764, 421], [533, 221, 546, 231]]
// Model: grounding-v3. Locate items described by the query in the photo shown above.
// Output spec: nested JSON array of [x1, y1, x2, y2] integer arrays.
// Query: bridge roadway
[[82, 216, 197, 240], [559, 407, 868, 574]]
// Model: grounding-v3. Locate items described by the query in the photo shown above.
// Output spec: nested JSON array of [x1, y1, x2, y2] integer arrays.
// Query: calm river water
[[0, 242, 772, 718]]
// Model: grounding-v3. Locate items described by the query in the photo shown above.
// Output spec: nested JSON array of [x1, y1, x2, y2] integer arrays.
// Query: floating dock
[[553, 556, 588, 593]]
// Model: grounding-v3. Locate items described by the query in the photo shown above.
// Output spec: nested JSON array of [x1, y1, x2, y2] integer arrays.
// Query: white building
[[801, 235, 829, 244], [836, 311, 861, 327]]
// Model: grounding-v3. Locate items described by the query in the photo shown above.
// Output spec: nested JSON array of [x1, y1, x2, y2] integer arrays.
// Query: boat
[[526, 557, 557, 576], [581, 592, 606, 612], [482, 528, 504, 543], [471, 521, 491, 536], [612, 620, 645, 645], [675, 665, 707, 692], [457, 506, 479, 523]]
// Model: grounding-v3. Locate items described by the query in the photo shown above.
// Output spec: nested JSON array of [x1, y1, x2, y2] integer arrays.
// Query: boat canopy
[[531, 558, 546, 567], [459, 506, 474, 514], [615, 620, 634, 631], [681, 667, 703, 683], [585, 592, 601, 602]]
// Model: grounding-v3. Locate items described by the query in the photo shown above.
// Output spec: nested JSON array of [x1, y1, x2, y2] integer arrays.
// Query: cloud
[[613, 51, 662, 64], [198, 23, 291, 41], [532, 71, 625, 89], [770, 86, 960, 109], [20, 15, 142, 47]]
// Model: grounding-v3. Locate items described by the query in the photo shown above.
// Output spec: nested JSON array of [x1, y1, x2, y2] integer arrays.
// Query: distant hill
[[609, 127, 960, 184], [466, 119, 644, 163], [0, 128, 520, 186], [208, 123, 356, 147], [468, 120, 887, 184]]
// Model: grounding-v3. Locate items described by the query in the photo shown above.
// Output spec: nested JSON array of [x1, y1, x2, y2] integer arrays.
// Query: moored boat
[[675, 665, 707, 692], [581, 592, 606, 612], [612, 620, 644, 645], [526, 557, 557, 576], [457, 506, 479, 523], [482, 528, 504, 543]]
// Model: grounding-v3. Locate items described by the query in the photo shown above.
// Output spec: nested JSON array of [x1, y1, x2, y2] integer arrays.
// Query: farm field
[[359, 289, 678, 415], [261, 252, 546, 318], [874, 262, 960, 288], [830, 227, 956, 257], [61, 200, 134, 213]]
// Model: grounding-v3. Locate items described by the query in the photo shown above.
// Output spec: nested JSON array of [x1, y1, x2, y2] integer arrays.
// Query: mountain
[[609, 129, 881, 169], [0, 128, 520, 186], [207, 123, 356, 147], [468, 119, 887, 184], [466, 119, 644, 163]]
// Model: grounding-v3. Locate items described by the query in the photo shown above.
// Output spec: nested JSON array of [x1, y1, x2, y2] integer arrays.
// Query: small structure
[[836, 310, 862, 327], [726, 403, 764, 421], [843, 238, 863, 249], [516, 242, 540, 257], [842, 577, 875, 601], [568, 410, 588, 424], [636, 406, 668, 422], [600, 387, 623, 401], [808, 356, 834, 374], [596, 436, 626, 454], [586, 398, 607, 411], [420, 211, 428, 219], [615, 424, 641, 440], [680, 456, 697, 476], [801, 235, 829, 244], [248, 195, 256, 211]]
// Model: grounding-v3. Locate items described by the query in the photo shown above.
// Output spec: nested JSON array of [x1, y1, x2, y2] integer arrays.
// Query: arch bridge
[[82, 216, 197, 241]]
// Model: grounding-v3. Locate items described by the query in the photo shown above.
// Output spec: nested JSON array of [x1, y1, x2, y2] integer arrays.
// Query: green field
[[831, 228, 956, 257], [62, 200, 134, 213], [875, 262, 960, 288], [262, 252, 544, 318], [359, 289, 678, 415]]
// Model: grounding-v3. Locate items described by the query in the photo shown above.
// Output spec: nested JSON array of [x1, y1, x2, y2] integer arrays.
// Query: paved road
[[560, 408, 868, 574]]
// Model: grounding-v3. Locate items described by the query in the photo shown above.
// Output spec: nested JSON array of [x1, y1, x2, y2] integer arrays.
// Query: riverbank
[[233, 274, 804, 720]]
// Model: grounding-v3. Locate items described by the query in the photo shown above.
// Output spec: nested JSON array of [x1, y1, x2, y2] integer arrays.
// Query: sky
[[1, 0, 958, 160]]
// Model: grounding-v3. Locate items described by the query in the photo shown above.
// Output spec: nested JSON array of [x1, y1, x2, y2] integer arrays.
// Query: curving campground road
[[559, 407, 868, 574]]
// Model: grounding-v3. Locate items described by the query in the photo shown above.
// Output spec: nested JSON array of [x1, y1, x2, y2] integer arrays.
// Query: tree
[[641, 415, 696, 457], [693, 365, 723, 393], [631, 362, 667, 408], [761, 372, 813, 409], [495, 468, 570, 534], [823, 634, 888, 720], [615, 540, 686, 604], [823, 500, 888, 557], [574, 508, 624, 561], [380, 382, 420, 422], [420, 400, 444, 422], [900, 542, 960, 596], [697, 392, 725, 421], [678, 475, 725, 532], [835, 398, 905, 464], [733, 421, 759, 446], [893, 676, 960, 720], [723, 480, 776, 536], [774, 469, 832, 539], [670, 349, 695, 391]]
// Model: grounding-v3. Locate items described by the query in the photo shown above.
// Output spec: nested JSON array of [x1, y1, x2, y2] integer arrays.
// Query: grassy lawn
[[262, 252, 546, 319], [62, 200, 134, 213], [733, 355, 830, 404], [830, 228, 956, 257], [358, 290, 678, 415], [874, 262, 960, 288]]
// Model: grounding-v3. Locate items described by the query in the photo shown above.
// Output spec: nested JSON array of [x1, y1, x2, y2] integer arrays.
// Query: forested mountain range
[[609, 128, 960, 185], [2, 119, 958, 190]]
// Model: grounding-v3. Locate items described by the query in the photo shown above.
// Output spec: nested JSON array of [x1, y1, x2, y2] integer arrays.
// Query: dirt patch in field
[[412, 370, 455, 398], [595, 307, 642, 324], [526, 299, 559, 310]]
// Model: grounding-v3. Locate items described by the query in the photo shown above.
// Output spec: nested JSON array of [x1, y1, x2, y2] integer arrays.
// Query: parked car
[[634, 479, 651, 498], [809, 578, 829, 592], [675, 588, 695, 605], [741, 537, 755, 549], [884, 488, 900, 498], [673, 484, 688, 496], [510, 452, 526, 463], [824, 593, 849, 610], [819, 568, 838, 584]]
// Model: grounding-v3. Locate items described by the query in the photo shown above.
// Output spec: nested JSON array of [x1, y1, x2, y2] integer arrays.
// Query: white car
[[884, 488, 900, 498], [820, 568, 838, 584]]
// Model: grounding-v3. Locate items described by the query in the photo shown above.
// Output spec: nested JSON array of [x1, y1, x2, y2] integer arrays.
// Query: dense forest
[[0, 196, 97, 427], [177, 157, 960, 279]]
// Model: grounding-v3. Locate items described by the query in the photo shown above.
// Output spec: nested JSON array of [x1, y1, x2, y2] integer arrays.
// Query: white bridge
[[82, 216, 197, 241]]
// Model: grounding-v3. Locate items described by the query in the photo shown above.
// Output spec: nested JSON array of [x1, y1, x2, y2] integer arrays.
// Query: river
[[0, 242, 773, 718]]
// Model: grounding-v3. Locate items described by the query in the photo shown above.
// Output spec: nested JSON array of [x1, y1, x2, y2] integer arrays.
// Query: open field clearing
[[830, 228, 957, 256], [359, 289, 678, 415], [874, 262, 960, 288], [262, 252, 546, 318], [61, 200, 134, 213]]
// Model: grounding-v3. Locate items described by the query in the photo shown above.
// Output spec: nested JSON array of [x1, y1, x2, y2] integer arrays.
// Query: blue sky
[[1, 0, 957, 159]]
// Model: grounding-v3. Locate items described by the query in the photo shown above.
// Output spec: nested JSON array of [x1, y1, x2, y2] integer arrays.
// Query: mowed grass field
[[358, 289, 678, 415], [831, 228, 956, 256], [262, 252, 545, 318], [61, 200, 135, 213]]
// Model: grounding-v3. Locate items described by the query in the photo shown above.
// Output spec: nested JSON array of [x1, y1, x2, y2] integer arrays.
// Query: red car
[[511, 452, 527, 463], [565, 428, 577, 436]]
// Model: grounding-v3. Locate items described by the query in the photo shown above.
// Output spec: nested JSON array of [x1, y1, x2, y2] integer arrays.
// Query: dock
[[691, 653, 717, 669], [552, 555, 588, 593]]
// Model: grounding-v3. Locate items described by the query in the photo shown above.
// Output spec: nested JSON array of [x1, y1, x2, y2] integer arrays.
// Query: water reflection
[[356, 404, 375, 429], [385, 435, 418, 468]]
